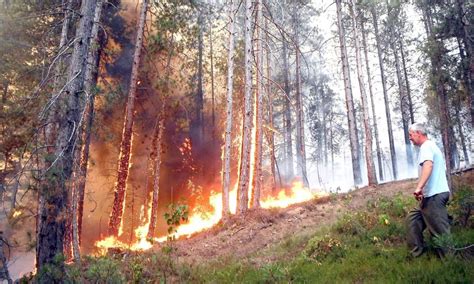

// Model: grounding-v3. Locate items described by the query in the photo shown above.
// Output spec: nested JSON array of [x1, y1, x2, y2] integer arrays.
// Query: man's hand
[[413, 188, 423, 201]]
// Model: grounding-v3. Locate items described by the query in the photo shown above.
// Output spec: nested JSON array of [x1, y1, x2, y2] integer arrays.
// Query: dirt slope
[[158, 178, 420, 266]]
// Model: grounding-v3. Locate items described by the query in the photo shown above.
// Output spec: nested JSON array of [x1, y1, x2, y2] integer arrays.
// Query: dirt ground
[[164, 170, 473, 266], [161, 178, 419, 266]]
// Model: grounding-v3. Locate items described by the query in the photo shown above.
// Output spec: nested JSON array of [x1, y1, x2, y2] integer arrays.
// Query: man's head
[[408, 123, 428, 146]]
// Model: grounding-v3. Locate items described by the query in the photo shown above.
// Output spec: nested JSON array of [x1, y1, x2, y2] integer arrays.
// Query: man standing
[[406, 123, 451, 257]]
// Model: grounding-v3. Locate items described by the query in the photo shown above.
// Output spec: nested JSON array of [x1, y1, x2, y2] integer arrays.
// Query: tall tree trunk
[[252, 0, 263, 208], [282, 43, 294, 180], [265, 11, 277, 191], [194, 10, 204, 142], [421, 5, 453, 188], [56, 0, 75, 262], [361, 17, 384, 181], [108, 0, 147, 237], [147, 111, 164, 239], [209, 26, 215, 133], [293, 12, 309, 188], [386, 2, 413, 169], [281, 4, 294, 181], [454, 85, 470, 166], [371, 7, 398, 180], [456, 37, 471, 166], [237, 0, 253, 214], [456, 0, 474, 126], [336, 0, 362, 185], [53, 0, 74, 92], [37, 0, 96, 274], [221, 0, 237, 217], [71, 0, 104, 263], [399, 40, 414, 123], [350, 1, 377, 186]]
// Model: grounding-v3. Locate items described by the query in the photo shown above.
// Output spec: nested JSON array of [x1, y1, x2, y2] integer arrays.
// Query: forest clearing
[[0, 0, 473, 282]]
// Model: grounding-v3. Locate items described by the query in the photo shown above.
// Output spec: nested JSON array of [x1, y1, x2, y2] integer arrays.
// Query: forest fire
[[95, 181, 322, 254]]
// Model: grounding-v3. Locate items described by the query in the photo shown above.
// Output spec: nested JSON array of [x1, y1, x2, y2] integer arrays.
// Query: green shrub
[[303, 234, 346, 263], [85, 257, 125, 283], [449, 184, 473, 227]]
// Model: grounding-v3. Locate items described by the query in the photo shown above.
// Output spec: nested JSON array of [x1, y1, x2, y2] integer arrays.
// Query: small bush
[[85, 257, 125, 283], [449, 184, 473, 227], [303, 234, 346, 263]]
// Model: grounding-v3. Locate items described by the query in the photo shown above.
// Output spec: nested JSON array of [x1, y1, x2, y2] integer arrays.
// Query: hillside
[[4, 170, 473, 282]]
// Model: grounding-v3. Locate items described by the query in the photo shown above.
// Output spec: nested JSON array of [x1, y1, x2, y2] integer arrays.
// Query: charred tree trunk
[[361, 17, 383, 182], [252, 0, 263, 208], [350, 1, 377, 186], [108, 0, 147, 237], [336, 0, 362, 185], [147, 112, 164, 239], [38, 0, 96, 274], [371, 7, 398, 180], [237, 0, 253, 214], [222, 0, 237, 217]]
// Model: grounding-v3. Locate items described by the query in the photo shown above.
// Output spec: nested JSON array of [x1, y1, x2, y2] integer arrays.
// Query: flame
[[12, 210, 22, 218], [95, 182, 324, 253], [260, 181, 318, 208], [132, 205, 153, 250]]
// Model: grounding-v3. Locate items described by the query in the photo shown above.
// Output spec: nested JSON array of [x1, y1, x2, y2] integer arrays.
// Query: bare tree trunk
[[195, 10, 204, 142], [399, 40, 414, 123], [361, 17, 383, 182], [421, 6, 453, 188], [336, 0, 362, 185], [293, 11, 309, 188], [71, 0, 103, 263], [38, 0, 96, 274], [456, 0, 474, 127], [53, 0, 74, 92], [147, 112, 164, 239], [371, 7, 398, 180], [281, 3, 294, 181], [222, 0, 237, 217], [237, 0, 253, 214], [386, 2, 413, 169], [350, 1, 377, 186], [456, 38, 471, 166], [265, 11, 277, 191], [55, 0, 75, 262], [210, 26, 216, 133], [108, 0, 147, 237], [252, 0, 263, 208]]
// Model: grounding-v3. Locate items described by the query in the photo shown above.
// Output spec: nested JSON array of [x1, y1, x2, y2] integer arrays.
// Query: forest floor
[[3, 169, 473, 281], [159, 169, 473, 267], [166, 178, 417, 266]]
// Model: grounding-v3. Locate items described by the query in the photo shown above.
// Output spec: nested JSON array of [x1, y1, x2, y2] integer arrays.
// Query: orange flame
[[96, 182, 324, 253]]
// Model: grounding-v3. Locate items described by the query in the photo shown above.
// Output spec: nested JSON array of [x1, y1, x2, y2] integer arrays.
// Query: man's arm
[[414, 160, 433, 200]]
